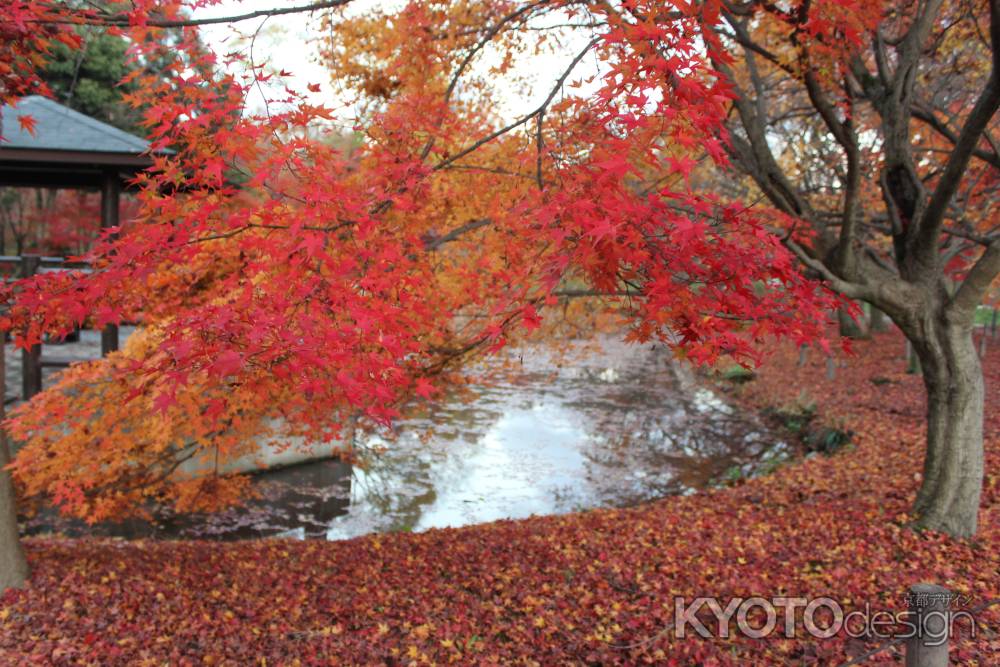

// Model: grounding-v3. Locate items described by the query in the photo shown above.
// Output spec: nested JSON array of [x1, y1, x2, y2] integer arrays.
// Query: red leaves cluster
[[0, 3, 78, 106], [1, 329, 997, 665], [0, 2, 84, 141]]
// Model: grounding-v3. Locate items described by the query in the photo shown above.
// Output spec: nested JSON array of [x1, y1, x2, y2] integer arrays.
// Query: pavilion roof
[[1, 95, 150, 154], [0, 96, 157, 188]]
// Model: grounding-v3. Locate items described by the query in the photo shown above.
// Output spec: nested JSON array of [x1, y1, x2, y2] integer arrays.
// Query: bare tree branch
[[29, 0, 354, 28], [913, 0, 1000, 266], [423, 219, 492, 250], [783, 238, 874, 301], [420, 0, 550, 160], [434, 37, 599, 171], [949, 241, 1000, 318], [913, 104, 1000, 169], [714, 14, 814, 220]]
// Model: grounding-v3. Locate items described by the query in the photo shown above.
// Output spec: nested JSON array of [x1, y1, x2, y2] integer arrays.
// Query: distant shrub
[[805, 423, 854, 455], [720, 365, 755, 383]]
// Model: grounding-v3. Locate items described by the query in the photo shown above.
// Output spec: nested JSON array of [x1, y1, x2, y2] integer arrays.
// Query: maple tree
[[706, 0, 999, 537], [0, 189, 135, 257], [0, 0, 995, 593]]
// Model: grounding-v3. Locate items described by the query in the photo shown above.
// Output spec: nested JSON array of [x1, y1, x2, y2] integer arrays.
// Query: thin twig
[[29, 1, 353, 28]]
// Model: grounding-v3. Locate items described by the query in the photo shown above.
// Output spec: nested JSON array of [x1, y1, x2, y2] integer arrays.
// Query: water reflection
[[25, 337, 785, 541], [24, 459, 352, 541]]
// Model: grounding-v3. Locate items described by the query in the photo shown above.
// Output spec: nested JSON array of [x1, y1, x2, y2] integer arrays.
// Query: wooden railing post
[[905, 583, 950, 667], [101, 324, 119, 356], [100, 170, 120, 356], [19, 255, 41, 400]]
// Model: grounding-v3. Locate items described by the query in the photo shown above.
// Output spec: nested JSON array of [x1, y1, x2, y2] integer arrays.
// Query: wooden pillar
[[19, 255, 41, 400], [905, 583, 951, 667], [100, 171, 120, 356]]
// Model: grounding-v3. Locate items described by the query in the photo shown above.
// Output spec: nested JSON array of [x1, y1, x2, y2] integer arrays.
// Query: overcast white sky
[[191, 0, 603, 127], [191, 0, 344, 115]]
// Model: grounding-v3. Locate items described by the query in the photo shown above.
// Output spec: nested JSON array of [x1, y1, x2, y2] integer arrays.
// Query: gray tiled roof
[[0, 95, 149, 154]]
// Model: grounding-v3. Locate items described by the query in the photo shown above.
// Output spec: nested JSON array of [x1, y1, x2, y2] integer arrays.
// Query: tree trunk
[[0, 438, 27, 592], [910, 322, 984, 538], [0, 346, 28, 591], [838, 304, 870, 339], [907, 341, 922, 375], [868, 304, 890, 332]]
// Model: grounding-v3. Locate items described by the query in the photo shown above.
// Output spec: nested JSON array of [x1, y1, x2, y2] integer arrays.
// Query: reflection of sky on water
[[26, 337, 785, 541], [322, 337, 782, 540], [345, 403, 590, 538]]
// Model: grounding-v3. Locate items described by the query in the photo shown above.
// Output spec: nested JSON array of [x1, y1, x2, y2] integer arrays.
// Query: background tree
[[41, 28, 139, 132], [708, 0, 998, 536]]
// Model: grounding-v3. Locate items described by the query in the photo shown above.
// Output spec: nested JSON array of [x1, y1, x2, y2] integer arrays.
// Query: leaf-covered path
[[2, 330, 998, 665]]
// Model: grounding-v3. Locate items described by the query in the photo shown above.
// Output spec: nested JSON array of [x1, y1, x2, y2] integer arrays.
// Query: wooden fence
[[1, 254, 117, 401]]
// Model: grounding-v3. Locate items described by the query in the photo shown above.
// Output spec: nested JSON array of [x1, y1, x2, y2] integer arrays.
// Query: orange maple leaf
[[17, 113, 38, 136]]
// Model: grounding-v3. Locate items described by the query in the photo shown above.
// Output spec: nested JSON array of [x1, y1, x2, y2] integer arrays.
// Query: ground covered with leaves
[[1, 330, 998, 665]]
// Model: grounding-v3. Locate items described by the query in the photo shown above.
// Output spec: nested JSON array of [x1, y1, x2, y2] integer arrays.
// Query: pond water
[[23, 337, 788, 541]]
